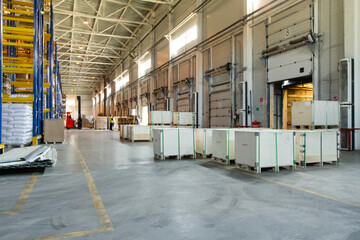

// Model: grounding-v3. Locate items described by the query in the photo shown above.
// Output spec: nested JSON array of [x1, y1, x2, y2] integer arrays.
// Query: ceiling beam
[[58, 59, 113, 65], [56, 28, 135, 40], [54, 9, 150, 26], [58, 51, 118, 59]]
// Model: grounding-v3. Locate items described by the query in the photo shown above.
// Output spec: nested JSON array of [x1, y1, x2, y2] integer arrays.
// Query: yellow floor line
[[0, 173, 38, 215], [25, 145, 113, 240], [201, 160, 360, 208]]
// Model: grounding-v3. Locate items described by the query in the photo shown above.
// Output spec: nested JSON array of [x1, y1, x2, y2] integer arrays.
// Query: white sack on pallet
[[2, 104, 33, 145]]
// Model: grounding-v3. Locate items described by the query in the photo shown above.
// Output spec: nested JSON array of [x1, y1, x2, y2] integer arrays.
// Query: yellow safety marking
[[200, 160, 360, 208], [0, 173, 38, 215], [23, 145, 113, 240], [74, 145, 113, 230]]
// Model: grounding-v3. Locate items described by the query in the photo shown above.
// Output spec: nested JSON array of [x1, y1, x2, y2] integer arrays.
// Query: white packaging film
[[2, 104, 33, 145]]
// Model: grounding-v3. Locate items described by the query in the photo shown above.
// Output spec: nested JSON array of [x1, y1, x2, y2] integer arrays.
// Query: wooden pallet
[[154, 154, 196, 160], [297, 160, 338, 167], [5, 143, 31, 148], [237, 163, 295, 173], [196, 152, 212, 159], [128, 139, 151, 142], [292, 125, 339, 130], [45, 141, 64, 144], [212, 157, 235, 165]]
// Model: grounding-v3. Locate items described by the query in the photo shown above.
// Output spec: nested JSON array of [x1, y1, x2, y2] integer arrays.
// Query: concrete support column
[[196, 0, 204, 127], [344, 0, 360, 149], [167, 6, 174, 112], [243, 0, 253, 126]]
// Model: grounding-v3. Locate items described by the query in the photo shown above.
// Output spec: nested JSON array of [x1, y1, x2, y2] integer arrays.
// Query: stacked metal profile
[[0, 145, 57, 169], [0, 0, 62, 150]]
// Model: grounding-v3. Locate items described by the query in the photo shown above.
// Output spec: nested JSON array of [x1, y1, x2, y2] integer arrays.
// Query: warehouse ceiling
[[53, 0, 175, 95]]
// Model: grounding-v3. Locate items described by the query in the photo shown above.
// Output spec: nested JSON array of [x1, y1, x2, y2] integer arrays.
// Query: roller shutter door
[[267, 0, 313, 83], [209, 40, 231, 128]]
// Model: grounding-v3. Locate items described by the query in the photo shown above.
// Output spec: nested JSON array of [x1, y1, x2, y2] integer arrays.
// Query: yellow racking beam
[[3, 42, 33, 48], [3, 94, 34, 103], [4, 33, 33, 41], [3, 8, 33, 15], [4, 26, 34, 35], [3, 67, 33, 74], [3, 1, 34, 7], [3, 15, 34, 23], [4, 56, 32, 61], [4, 62, 33, 67]]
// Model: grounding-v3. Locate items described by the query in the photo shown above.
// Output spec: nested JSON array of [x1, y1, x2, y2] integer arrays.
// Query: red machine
[[66, 112, 74, 129]]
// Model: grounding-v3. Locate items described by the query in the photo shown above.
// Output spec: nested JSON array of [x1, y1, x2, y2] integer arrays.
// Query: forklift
[[66, 96, 82, 129]]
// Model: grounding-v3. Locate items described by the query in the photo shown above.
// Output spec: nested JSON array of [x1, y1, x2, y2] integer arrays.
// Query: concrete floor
[[0, 129, 360, 240]]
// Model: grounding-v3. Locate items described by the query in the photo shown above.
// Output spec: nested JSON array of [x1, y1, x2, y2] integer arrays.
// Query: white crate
[[295, 129, 339, 167], [212, 129, 236, 163], [150, 125, 172, 141], [291, 101, 340, 127], [196, 128, 213, 157], [120, 125, 129, 139], [128, 126, 151, 142], [235, 130, 295, 173], [126, 125, 132, 139], [172, 112, 195, 125], [153, 128, 196, 160], [95, 117, 107, 130], [149, 111, 172, 125]]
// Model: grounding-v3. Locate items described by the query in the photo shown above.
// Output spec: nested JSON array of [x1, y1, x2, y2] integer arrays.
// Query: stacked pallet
[[235, 130, 295, 173], [195, 128, 213, 158], [153, 128, 196, 160], [211, 129, 236, 164], [2, 104, 33, 146], [149, 111, 172, 125], [95, 117, 108, 130], [128, 126, 151, 142], [295, 129, 339, 167], [172, 112, 195, 127], [292, 100, 339, 129]]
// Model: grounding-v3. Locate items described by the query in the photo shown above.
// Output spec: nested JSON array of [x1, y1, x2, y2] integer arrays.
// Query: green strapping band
[[320, 132, 323, 165], [275, 132, 278, 172], [325, 101, 328, 129], [193, 128, 196, 157], [178, 129, 180, 159], [303, 133, 307, 167], [227, 130, 230, 165], [257, 133, 261, 173], [204, 129, 207, 155], [161, 130, 165, 160], [293, 132, 296, 170]]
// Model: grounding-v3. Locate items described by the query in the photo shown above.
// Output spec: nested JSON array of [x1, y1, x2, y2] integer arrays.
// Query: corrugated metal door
[[155, 69, 167, 110], [209, 39, 231, 127], [140, 78, 149, 107], [177, 60, 190, 112], [266, 0, 313, 82]]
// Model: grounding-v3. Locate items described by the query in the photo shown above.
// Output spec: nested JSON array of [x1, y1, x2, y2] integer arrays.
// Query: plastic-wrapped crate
[[196, 128, 213, 158], [295, 129, 339, 167], [128, 126, 151, 142], [211, 129, 236, 164], [149, 111, 172, 125], [153, 128, 196, 160], [2, 104, 33, 145], [172, 112, 195, 126], [235, 130, 295, 173], [291, 101, 339, 127]]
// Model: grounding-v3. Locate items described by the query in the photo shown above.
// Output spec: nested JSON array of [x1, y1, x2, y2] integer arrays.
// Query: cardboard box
[[44, 119, 64, 143]]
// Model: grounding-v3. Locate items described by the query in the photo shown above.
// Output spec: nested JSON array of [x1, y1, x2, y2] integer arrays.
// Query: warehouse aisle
[[0, 130, 360, 240]]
